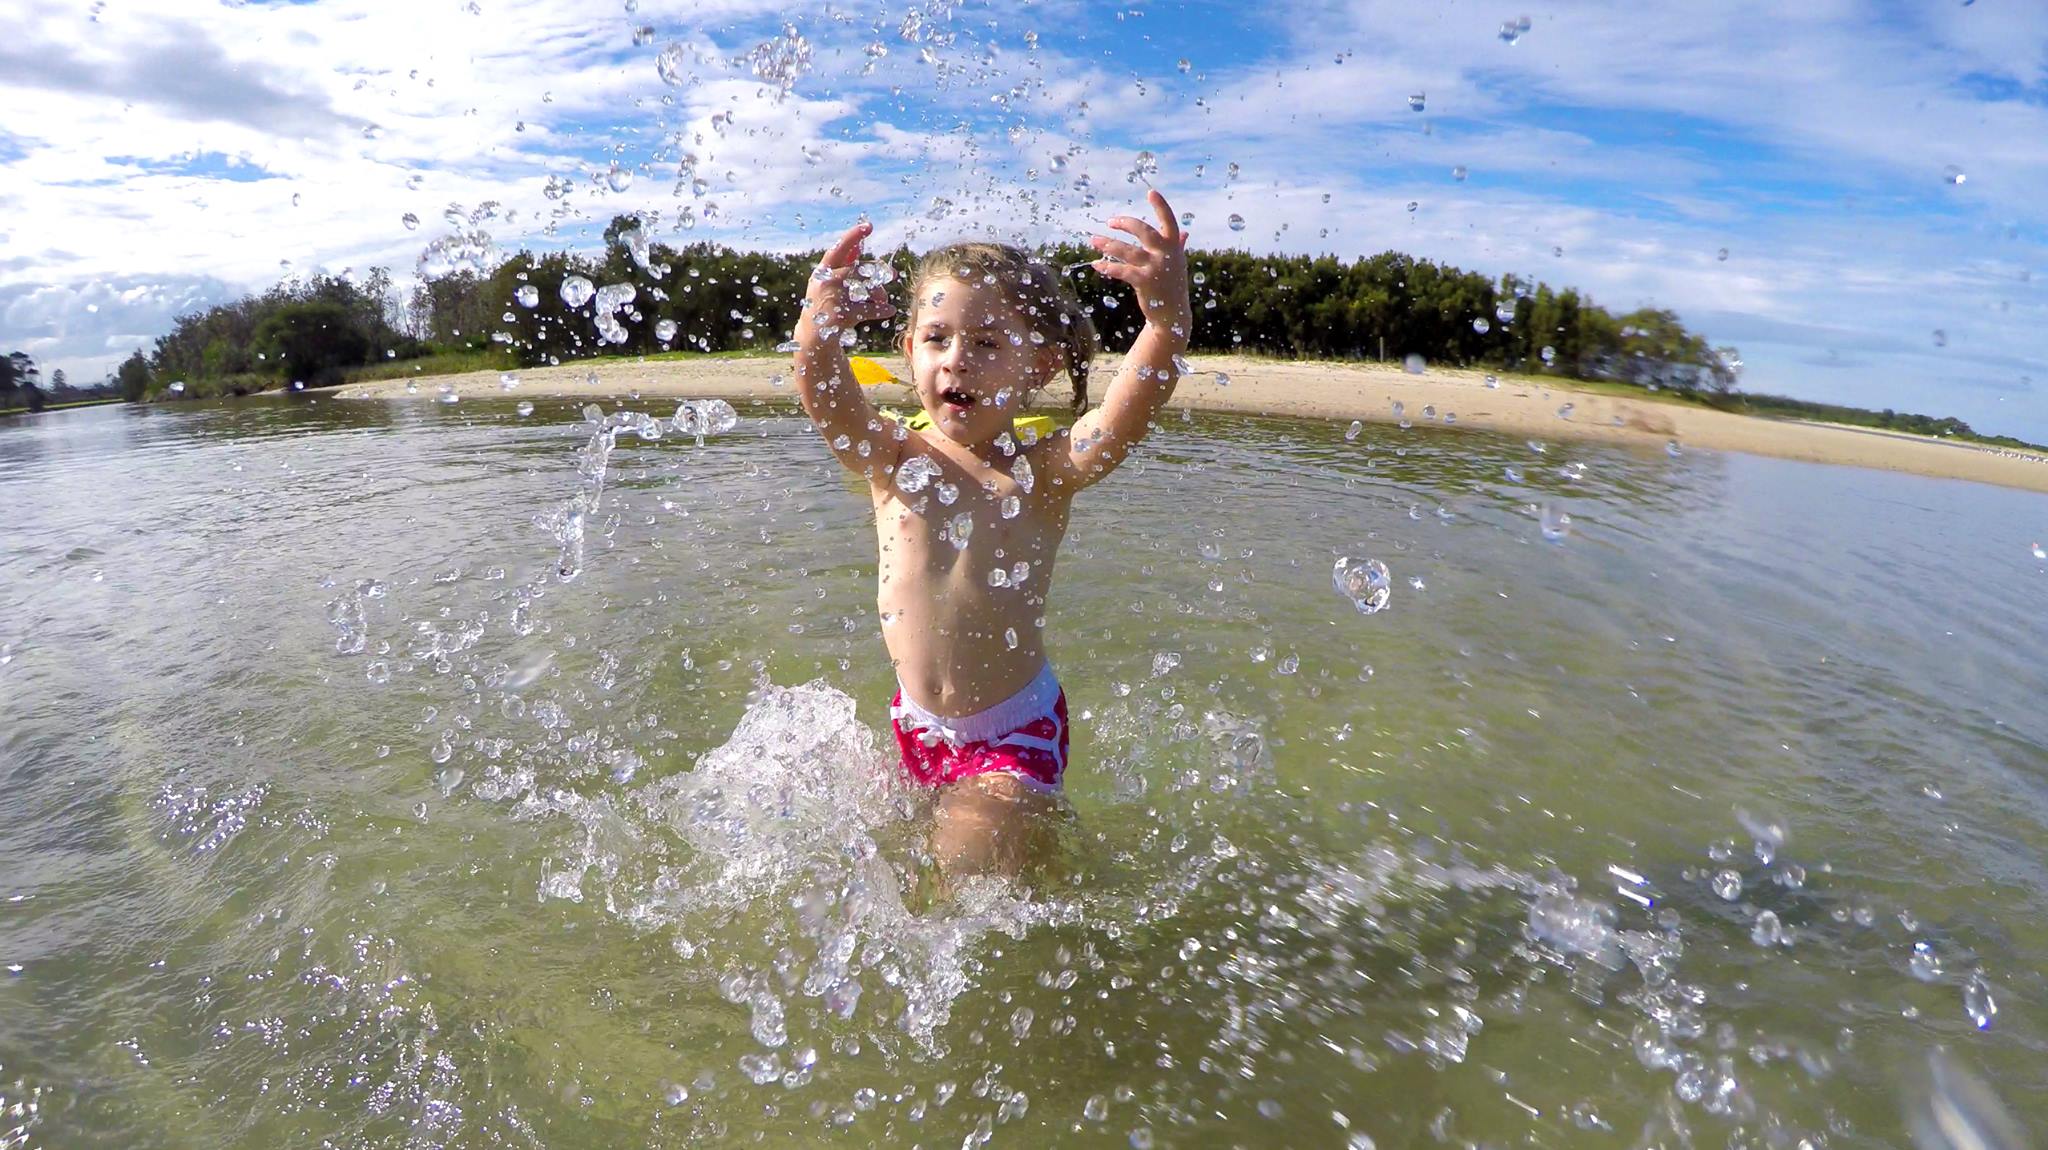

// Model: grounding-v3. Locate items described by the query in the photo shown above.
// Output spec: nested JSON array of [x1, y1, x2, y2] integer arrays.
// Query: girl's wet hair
[[905, 242, 1100, 414]]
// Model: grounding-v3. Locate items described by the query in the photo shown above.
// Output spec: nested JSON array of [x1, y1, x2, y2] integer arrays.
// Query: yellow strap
[[885, 409, 1055, 438]]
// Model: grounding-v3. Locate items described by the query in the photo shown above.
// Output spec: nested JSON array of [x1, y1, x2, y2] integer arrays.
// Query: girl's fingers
[[1090, 235, 1148, 265], [1106, 214, 1167, 251], [1091, 259, 1135, 283], [1149, 190, 1181, 244], [820, 221, 870, 269]]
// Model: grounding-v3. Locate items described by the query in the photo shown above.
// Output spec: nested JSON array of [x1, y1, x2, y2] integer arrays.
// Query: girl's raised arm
[[792, 222, 904, 487], [1042, 190, 1192, 495]]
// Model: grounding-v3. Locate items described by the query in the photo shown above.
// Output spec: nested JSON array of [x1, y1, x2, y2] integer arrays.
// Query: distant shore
[[333, 354, 2048, 495]]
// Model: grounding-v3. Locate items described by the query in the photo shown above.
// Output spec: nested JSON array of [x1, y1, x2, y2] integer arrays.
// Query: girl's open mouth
[[940, 388, 976, 411]]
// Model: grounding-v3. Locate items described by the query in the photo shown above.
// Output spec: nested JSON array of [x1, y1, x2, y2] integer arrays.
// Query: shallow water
[[2, 396, 2044, 1147]]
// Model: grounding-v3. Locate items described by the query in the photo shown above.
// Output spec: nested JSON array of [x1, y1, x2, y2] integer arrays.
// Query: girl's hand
[[804, 221, 897, 334], [1088, 189, 1192, 340]]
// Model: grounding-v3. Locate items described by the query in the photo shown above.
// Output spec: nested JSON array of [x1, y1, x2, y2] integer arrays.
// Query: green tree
[[253, 301, 372, 387], [117, 350, 151, 403]]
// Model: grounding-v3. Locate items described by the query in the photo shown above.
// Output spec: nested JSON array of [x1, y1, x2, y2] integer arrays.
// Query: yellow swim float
[[848, 356, 1057, 441]]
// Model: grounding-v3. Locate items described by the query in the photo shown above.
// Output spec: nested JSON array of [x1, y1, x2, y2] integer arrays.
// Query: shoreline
[[332, 354, 2048, 495]]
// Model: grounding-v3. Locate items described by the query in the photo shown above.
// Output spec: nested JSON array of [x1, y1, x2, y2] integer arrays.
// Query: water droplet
[[1498, 15, 1531, 43], [499, 372, 519, 391], [1332, 556, 1392, 614], [740, 1053, 782, 1085], [516, 400, 535, 417], [895, 455, 940, 494], [1717, 247, 1730, 261], [1408, 92, 1426, 112], [560, 275, 595, 309], [1963, 971, 1997, 1029], [1712, 869, 1742, 901], [1666, 440, 1682, 457], [1932, 329, 1948, 348], [401, 212, 419, 230], [1540, 504, 1571, 543], [2032, 542, 2046, 560], [1943, 165, 1966, 186], [1001, 495, 1021, 519], [1131, 150, 1159, 183], [1403, 354, 1425, 374], [1406, 200, 1419, 213], [1085, 1095, 1109, 1122], [1555, 402, 1573, 420], [1177, 58, 1191, 74], [1004, 627, 1019, 649], [1452, 165, 1468, 181], [672, 399, 738, 440], [1471, 317, 1490, 334], [945, 512, 974, 550], [513, 284, 540, 309], [168, 381, 186, 394], [656, 41, 686, 85], [1909, 941, 1943, 982], [1344, 420, 1363, 441], [1227, 213, 1246, 232], [607, 166, 633, 193], [1484, 374, 1499, 388], [655, 318, 678, 342], [1541, 346, 1558, 365], [1750, 909, 1784, 947]]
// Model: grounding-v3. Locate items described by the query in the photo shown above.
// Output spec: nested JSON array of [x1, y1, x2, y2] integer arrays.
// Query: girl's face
[[901, 276, 1058, 447]]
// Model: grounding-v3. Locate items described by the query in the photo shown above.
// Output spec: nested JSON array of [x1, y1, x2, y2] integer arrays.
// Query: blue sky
[[2, 0, 2045, 439]]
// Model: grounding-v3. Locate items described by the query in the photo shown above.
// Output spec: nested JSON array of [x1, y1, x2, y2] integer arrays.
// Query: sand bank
[[334, 354, 2048, 495]]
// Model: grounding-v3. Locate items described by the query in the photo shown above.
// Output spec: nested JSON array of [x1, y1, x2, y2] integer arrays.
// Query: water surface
[[2, 397, 2044, 1147]]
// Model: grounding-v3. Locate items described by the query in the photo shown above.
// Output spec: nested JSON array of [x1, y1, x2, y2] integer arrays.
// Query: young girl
[[791, 190, 1191, 878]]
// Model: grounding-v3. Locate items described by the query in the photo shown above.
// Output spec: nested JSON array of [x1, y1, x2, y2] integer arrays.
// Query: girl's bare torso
[[873, 428, 1070, 717]]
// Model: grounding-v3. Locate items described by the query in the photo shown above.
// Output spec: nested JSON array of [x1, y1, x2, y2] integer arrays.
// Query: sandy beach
[[334, 353, 2048, 495]]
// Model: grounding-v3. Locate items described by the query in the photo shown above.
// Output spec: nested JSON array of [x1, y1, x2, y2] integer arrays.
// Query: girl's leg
[[931, 773, 1060, 879]]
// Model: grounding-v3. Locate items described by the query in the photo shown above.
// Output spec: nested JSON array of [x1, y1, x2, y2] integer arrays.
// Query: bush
[[254, 301, 372, 387]]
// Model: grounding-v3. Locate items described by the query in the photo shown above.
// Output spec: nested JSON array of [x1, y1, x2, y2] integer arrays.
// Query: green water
[[2, 396, 2044, 1148]]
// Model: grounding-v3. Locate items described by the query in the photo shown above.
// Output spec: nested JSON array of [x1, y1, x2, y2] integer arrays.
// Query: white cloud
[[2, 0, 2044, 437]]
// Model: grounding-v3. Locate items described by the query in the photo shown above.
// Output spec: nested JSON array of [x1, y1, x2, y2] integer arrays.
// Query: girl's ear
[[1034, 341, 1062, 382]]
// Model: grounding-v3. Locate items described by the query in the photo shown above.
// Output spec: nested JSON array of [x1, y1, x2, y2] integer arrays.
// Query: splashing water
[[673, 398, 739, 445], [1332, 556, 1392, 614]]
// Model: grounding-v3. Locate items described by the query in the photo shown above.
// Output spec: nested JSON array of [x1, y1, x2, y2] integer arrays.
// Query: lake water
[[2, 396, 2043, 1147]]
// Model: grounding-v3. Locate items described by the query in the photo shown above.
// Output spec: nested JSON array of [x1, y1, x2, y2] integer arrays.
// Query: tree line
[[126, 214, 1746, 406], [1, 350, 124, 412]]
